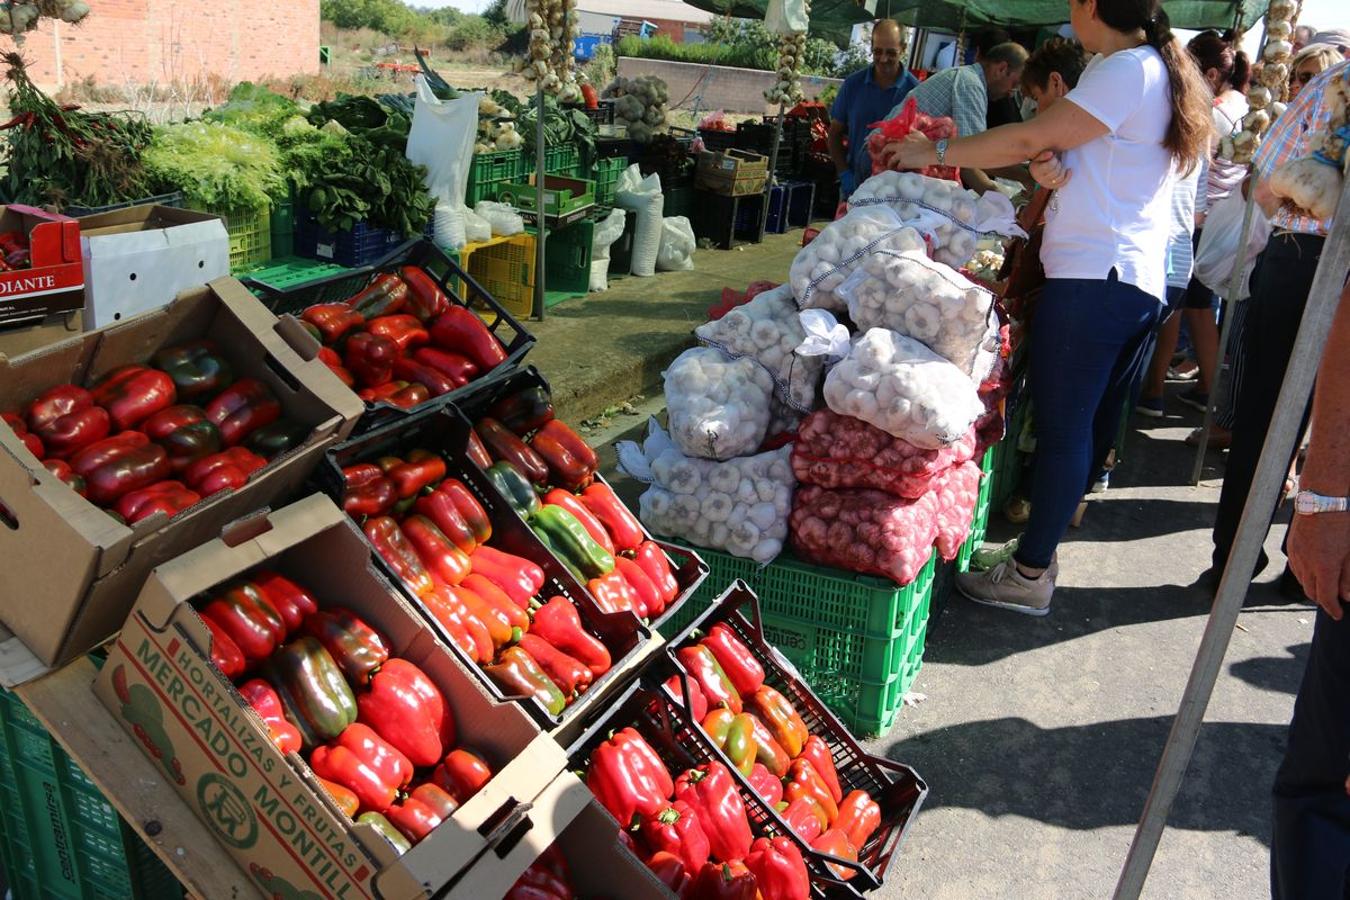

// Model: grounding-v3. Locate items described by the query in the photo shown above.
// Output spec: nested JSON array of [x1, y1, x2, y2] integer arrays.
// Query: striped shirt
[[894, 63, 989, 138], [1166, 164, 1200, 289], [1251, 59, 1349, 236]]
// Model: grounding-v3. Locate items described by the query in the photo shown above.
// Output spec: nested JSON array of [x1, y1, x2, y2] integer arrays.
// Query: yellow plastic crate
[[203, 203, 272, 271], [457, 233, 536, 320]]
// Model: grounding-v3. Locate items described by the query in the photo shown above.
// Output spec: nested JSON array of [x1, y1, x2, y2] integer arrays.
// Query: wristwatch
[[935, 138, 950, 166], [1294, 490, 1349, 515]]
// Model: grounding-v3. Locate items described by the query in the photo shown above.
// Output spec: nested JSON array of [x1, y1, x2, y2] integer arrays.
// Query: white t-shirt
[[1041, 46, 1176, 302]]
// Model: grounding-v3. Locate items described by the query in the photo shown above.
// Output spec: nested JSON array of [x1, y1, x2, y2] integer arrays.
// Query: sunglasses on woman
[[1291, 70, 1317, 85]]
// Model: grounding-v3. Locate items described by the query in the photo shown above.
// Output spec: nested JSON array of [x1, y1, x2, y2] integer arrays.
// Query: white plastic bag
[[817, 323, 985, 449], [433, 202, 467, 251], [616, 165, 664, 277], [664, 346, 774, 460], [475, 201, 524, 237], [1195, 188, 1270, 299], [696, 284, 821, 413], [589, 208, 627, 292], [406, 77, 480, 208], [617, 420, 795, 563], [462, 207, 492, 243], [657, 216, 696, 271], [789, 206, 926, 311], [765, 0, 809, 34]]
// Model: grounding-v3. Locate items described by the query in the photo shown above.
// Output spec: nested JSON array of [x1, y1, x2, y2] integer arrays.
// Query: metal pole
[[1114, 175, 1350, 899], [761, 100, 787, 237], [533, 81, 547, 322], [1189, 188, 1259, 484]]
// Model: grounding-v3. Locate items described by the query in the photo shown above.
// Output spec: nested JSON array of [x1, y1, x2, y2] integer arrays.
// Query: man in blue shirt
[[828, 20, 918, 199]]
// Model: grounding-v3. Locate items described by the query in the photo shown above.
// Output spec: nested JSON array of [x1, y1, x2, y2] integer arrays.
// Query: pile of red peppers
[[300, 266, 509, 410], [1, 339, 307, 524], [194, 568, 497, 853], [670, 623, 884, 885], [0, 230, 30, 270], [583, 724, 811, 899]]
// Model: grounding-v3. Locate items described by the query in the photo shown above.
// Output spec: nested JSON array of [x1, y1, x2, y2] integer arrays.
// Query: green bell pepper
[[484, 461, 539, 519], [531, 504, 615, 580]]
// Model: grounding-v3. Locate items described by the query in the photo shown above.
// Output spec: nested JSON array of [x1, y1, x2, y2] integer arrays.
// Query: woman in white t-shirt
[[883, 0, 1211, 615]]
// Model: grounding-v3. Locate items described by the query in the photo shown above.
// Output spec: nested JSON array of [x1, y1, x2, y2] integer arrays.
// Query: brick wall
[[9, 0, 320, 91]]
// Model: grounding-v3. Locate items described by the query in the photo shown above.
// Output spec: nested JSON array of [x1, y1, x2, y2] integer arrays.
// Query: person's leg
[[1091, 298, 1163, 489], [1184, 306, 1220, 395], [1271, 609, 1350, 898], [1211, 233, 1324, 572], [1139, 309, 1181, 412]]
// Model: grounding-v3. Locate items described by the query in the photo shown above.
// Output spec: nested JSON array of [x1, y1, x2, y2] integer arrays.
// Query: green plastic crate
[[537, 145, 582, 176], [0, 683, 182, 900], [957, 447, 995, 573], [240, 256, 368, 313], [664, 186, 694, 219], [202, 203, 271, 272], [498, 177, 596, 220], [269, 198, 295, 259], [592, 157, 626, 207], [466, 150, 524, 206], [535, 220, 592, 298]]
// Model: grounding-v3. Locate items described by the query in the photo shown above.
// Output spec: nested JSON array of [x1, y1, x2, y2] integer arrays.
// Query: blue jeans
[[1016, 273, 1162, 569]]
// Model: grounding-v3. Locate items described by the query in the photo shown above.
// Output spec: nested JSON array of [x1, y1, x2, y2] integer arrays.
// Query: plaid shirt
[[896, 63, 989, 138], [1252, 59, 1349, 236]]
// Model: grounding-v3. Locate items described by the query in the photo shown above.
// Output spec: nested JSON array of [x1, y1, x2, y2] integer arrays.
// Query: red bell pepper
[[359, 380, 430, 409], [587, 728, 672, 828], [835, 789, 881, 850], [24, 385, 109, 458], [309, 723, 413, 814], [142, 404, 222, 472], [461, 573, 530, 634], [810, 828, 859, 880], [318, 777, 361, 819], [401, 515, 471, 587], [433, 748, 493, 803], [400, 266, 451, 321], [476, 417, 549, 484], [89, 365, 177, 431], [469, 545, 545, 607], [113, 480, 200, 524], [244, 419, 309, 460], [42, 458, 87, 497], [579, 482, 645, 553], [484, 645, 567, 716], [387, 782, 460, 844], [199, 614, 246, 680], [664, 674, 708, 723], [412, 489, 477, 554], [183, 446, 266, 497], [530, 596, 610, 678], [384, 449, 446, 498], [640, 801, 711, 875], [300, 607, 390, 687], [150, 340, 235, 401], [675, 645, 742, 714], [748, 686, 809, 759], [392, 355, 458, 397], [645, 851, 692, 898], [748, 762, 783, 806], [342, 463, 397, 518], [746, 836, 810, 900], [317, 346, 356, 387], [798, 735, 843, 804], [507, 866, 573, 900], [250, 570, 318, 636], [785, 758, 839, 824], [464, 426, 493, 470], [411, 347, 477, 386], [445, 582, 513, 650], [701, 624, 764, 696], [743, 712, 791, 778], [633, 541, 679, 607], [701, 709, 757, 777], [205, 378, 281, 446], [420, 584, 494, 664], [614, 555, 662, 616], [343, 331, 398, 387], [357, 658, 455, 768], [69, 432, 172, 505], [515, 633, 591, 698], [542, 489, 614, 554], [301, 303, 364, 344], [673, 762, 752, 862], [368, 314, 430, 354], [429, 306, 506, 371], [529, 420, 597, 492], [437, 478, 492, 545], [488, 385, 554, 436], [364, 516, 436, 596], [199, 581, 286, 663], [587, 570, 641, 617], [781, 795, 829, 843], [3, 411, 44, 458], [690, 860, 757, 900], [349, 273, 409, 319], [238, 678, 302, 754]]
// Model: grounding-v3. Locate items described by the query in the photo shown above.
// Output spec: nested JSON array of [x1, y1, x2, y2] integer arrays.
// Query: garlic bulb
[[1243, 108, 1271, 133], [1264, 40, 1293, 62], [1247, 85, 1272, 110], [1269, 101, 1288, 119], [1267, 19, 1292, 39], [1260, 63, 1289, 88], [1219, 0, 1301, 162]]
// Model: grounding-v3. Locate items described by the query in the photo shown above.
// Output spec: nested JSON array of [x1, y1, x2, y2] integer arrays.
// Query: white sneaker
[[956, 560, 1054, 616]]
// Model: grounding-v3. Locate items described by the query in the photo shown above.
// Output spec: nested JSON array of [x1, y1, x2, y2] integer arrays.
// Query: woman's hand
[[881, 132, 935, 170], [1030, 150, 1071, 190]]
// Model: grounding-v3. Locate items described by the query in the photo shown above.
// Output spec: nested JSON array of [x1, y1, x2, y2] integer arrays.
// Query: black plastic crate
[[692, 189, 765, 250], [565, 101, 615, 127], [606, 207, 638, 274], [736, 121, 804, 178], [697, 129, 739, 153], [665, 581, 929, 895], [316, 405, 656, 734], [448, 365, 709, 637], [245, 239, 535, 433], [594, 135, 632, 160], [64, 192, 184, 217], [293, 207, 418, 268]]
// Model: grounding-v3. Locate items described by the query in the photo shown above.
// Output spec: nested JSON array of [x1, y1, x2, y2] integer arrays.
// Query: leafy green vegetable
[[302, 137, 433, 237], [142, 121, 286, 212], [203, 82, 302, 137], [519, 94, 596, 159]]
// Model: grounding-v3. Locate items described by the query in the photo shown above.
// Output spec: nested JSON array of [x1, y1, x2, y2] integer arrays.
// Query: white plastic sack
[[765, 0, 809, 34], [790, 206, 927, 311], [616, 165, 663, 277], [617, 419, 795, 563], [433, 202, 467, 251], [463, 207, 492, 243], [475, 201, 524, 237], [656, 216, 696, 271], [837, 249, 999, 381], [1195, 188, 1271, 299], [589, 208, 627, 292], [696, 284, 821, 413], [664, 346, 774, 460], [815, 322, 986, 449], [407, 77, 480, 208]]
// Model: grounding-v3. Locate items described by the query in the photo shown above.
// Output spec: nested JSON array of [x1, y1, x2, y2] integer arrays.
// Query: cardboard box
[[78, 206, 230, 330], [94, 495, 590, 899], [552, 801, 671, 898], [0, 277, 364, 672], [696, 149, 769, 197], [0, 205, 83, 329]]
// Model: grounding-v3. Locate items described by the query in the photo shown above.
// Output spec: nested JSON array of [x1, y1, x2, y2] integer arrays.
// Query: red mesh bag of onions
[[865, 97, 960, 181], [790, 410, 978, 499], [789, 485, 938, 586]]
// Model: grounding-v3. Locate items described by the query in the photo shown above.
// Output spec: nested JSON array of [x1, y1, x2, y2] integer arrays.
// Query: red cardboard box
[[0, 205, 83, 329]]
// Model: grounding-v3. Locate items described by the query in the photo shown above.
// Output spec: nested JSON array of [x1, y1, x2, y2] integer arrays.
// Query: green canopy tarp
[[874, 0, 1269, 31], [682, 0, 875, 45]]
